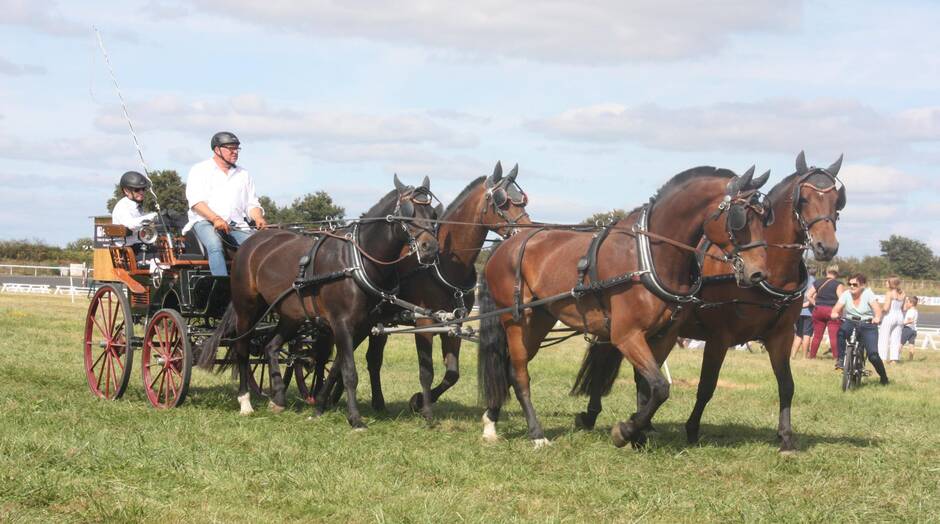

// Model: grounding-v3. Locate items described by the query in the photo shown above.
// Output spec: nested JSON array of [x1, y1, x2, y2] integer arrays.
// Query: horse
[[198, 175, 440, 429], [358, 161, 532, 422], [574, 152, 844, 452], [477, 165, 771, 448]]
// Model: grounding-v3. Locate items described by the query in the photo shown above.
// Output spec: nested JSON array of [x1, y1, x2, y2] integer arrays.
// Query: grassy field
[[1, 294, 939, 523]]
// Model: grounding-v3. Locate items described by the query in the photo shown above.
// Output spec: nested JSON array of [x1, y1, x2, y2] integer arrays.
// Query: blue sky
[[1, 0, 938, 257]]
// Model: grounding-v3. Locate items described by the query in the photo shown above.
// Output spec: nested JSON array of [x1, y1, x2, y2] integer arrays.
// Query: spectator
[[902, 296, 919, 361], [791, 266, 817, 359], [806, 264, 845, 361], [831, 273, 888, 384], [878, 276, 906, 363]]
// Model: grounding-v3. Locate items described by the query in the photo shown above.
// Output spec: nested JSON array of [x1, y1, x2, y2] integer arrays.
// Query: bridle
[[707, 189, 771, 273], [391, 185, 439, 265], [791, 168, 845, 234], [483, 177, 530, 238]]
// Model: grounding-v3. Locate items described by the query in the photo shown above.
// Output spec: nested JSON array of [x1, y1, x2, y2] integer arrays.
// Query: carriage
[[82, 215, 324, 408]]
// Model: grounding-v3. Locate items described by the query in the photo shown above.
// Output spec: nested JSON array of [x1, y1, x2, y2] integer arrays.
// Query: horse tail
[[570, 342, 623, 397], [197, 303, 237, 371], [477, 272, 510, 408]]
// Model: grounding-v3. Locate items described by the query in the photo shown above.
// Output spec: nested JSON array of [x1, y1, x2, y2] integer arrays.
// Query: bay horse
[[477, 165, 771, 448], [574, 152, 844, 452], [359, 161, 532, 422], [198, 175, 439, 429]]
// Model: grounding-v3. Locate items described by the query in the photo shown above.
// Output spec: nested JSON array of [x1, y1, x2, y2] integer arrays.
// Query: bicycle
[[841, 315, 872, 391]]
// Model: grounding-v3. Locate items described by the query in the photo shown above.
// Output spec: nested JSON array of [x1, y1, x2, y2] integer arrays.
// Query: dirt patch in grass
[[672, 377, 758, 390]]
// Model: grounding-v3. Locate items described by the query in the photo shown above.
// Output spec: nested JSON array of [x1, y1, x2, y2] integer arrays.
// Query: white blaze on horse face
[[482, 412, 498, 442], [238, 392, 253, 415]]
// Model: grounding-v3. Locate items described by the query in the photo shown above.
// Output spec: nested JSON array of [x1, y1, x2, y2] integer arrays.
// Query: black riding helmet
[[210, 131, 240, 150], [119, 170, 151, 190]]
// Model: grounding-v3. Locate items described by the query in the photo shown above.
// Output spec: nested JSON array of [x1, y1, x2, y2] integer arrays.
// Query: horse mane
[[622, 166, 735, 216], [361, 188, 400, 218], [442, 176, 486, 218]]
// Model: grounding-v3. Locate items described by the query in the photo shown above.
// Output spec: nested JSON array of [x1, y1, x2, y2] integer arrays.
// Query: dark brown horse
[[198, 176, 439, 429], [477, 166, 771, 448], [359, 162, 532, 422], [575, 152, 844, 452]]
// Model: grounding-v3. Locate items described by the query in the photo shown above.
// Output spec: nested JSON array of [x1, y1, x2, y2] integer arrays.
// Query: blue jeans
[[837, 320, 881, 366], [192, 220, 252, 276]]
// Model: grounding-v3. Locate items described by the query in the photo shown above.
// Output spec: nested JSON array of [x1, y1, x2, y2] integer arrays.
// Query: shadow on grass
[[556, 420, 879, 451]]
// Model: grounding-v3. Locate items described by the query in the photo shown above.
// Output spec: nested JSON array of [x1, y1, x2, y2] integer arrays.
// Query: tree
[[879, 235, 935, 279], [257, 196, 282, 223], [106, 170, 187, 214], [582, 208, 628, 226], [277, 191, 345, 224], [66, 238, 94, 251]]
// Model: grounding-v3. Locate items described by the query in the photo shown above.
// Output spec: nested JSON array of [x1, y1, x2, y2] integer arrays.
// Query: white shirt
[[904, 308, 918, 330], [111, 197, 157, 245], [184, 158, 263, 233]]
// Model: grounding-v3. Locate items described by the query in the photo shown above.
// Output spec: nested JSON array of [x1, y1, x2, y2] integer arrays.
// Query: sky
[[1, 0, 938, 257]]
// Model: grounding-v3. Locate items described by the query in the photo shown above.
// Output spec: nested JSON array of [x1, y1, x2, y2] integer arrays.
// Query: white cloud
[[527, 99, 940, 158], [94, 94, 479, 150], [0, 0, 84, 37], [0, 56, 45, 76], [0, 133, 132, 169], [186, 0, 801, 64]]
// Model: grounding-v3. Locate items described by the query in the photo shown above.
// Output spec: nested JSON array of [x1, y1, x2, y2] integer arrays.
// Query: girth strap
[[513, 228, 546, 321]]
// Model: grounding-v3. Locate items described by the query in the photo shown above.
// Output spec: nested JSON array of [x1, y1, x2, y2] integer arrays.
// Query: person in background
[[183, 131, 266, 276], [806, 264, 845, 362], [832, 273, 889, 384], [111, 170, 157, 259], [901, 296, 919, 361], [878, 276, 906, 363], [791, 266, 817, 359]]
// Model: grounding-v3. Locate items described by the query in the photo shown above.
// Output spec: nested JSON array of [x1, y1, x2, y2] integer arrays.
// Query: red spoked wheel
[[83, 284, 135, 399], [141, 309, 192, 409], [247, 350, 291, 398]]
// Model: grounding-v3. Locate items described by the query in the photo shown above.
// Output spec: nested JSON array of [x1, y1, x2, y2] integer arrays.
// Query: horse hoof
[[630, 431, 648, 449], [779, 448, 798, 456], [239, 408, 254, 416], [574, 412, 596, 431], [350, 420, 367, 431], [409, 393, 424, 413], [372, 397, 386, 411], [611, 422, 628, 448], [268, 401, 285, 413], [532, 438, 551, 449]]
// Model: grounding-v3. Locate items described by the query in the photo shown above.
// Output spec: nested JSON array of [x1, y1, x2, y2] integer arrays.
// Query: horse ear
[[750, 169, 771, 190], [393, 173, 406, 192], [492, 161, 503, 182], [827, 154, 843, 176], [435, 203, 444, 217], [795, 150, 808, 174], [507, 163, 519, 182], [421, 175, 430, 190], [732, 165, 754, 194]]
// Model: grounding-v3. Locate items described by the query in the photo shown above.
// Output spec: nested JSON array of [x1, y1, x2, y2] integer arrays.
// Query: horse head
[[483, 161, 531, 237], [702, 165, 772, 287], [392, 173, 439, 264], [789, 151, 843, 260]]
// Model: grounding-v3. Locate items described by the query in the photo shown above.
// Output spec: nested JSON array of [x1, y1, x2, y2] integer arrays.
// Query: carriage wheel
[[247, 349, 292, 398], [83, 284, 135, 399], [293, 339, 331, 405], [141, 309, 192, 408]]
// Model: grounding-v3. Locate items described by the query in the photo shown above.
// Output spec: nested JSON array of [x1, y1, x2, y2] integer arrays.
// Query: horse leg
[[572, 342, 623, 430], [262, 331, 290, 412], [365, 335, 387, 411], [634, 330, 678, 431], [334, 328, 366, 429], [610, 332, 669, 449], [430, 335, 460, 403], [409, 331, 435, 422], [313, 347, 343, 415], [505, 315, 555, 447], [765, 326, 797, 452], [685, 339, 729, 444], [234, 316, 255, 415]]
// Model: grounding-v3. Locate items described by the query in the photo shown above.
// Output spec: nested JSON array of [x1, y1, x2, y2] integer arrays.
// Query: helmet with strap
[[210, 131, 240, 150], [119, 170, 151, 190]]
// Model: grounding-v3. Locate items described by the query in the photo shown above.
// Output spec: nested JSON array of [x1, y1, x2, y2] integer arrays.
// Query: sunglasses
[[221, 146, 241, 152], [129, 188, 147, 193], [849, 282, 859, 287]]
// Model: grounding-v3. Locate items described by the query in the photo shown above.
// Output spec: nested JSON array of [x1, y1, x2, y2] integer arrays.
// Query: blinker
[[727, 204, 747, 231]]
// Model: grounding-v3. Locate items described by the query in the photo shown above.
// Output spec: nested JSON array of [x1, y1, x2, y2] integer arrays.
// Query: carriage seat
[[178, 230, 208, 260]]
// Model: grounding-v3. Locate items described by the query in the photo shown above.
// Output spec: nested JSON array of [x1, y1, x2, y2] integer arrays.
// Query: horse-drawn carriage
[[83, 215, 323, 408]]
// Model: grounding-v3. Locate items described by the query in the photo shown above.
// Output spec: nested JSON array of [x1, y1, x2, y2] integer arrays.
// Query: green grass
[[2, 295, 939, 523]]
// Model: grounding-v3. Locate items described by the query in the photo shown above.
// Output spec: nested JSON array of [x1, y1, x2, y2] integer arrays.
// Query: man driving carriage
[[183, 131, 267, 276], [111, 170, 158, 260]]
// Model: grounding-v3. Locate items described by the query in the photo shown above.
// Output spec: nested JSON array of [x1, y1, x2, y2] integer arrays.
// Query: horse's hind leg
[[505, 313, 555, 447], [334, 327, 366, 429], [765, 326, 796, 452], [685, 340, 730, 444], [233, 316, 255, 415], [263, 330, 292, 412], [365, 335, 387, 411]]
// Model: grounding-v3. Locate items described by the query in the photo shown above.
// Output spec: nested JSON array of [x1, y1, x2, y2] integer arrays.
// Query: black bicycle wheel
[[851, 344, 865, 388], [841, 343, 855, 392]]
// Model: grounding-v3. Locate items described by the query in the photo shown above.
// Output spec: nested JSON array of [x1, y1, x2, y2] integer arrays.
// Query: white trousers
[[878, 313, 904, 361]]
